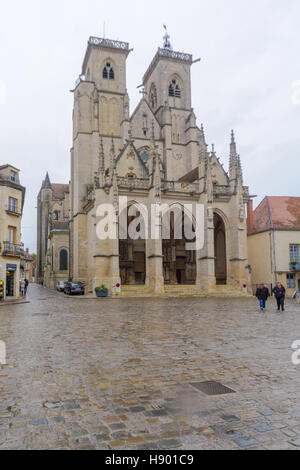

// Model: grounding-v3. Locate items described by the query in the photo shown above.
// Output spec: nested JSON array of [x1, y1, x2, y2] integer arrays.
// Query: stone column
[[196, 203, 216, 291], [145, 213, 164, 293]]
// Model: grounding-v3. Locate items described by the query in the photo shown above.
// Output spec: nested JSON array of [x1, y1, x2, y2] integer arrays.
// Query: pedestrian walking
[[20, 279, 25, 297], [273, 282, 286, 312], [256, 284, 270, 312], [24, 279, 29, 295]]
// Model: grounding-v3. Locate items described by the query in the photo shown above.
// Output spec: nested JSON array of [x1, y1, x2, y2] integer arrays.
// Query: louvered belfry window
[[169, 79, 181, 98], [103, 62, 115, 80]]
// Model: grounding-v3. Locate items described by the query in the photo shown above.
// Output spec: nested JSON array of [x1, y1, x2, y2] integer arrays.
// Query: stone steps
[[119, 284, 251, 298], [120, 286, 153, 297]]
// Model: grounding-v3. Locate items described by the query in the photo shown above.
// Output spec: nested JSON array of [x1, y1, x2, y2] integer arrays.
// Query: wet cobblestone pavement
[[1, 284, 300, 450]]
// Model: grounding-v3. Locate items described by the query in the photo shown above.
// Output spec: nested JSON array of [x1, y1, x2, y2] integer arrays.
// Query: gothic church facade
[[38, 33, 252, 295]]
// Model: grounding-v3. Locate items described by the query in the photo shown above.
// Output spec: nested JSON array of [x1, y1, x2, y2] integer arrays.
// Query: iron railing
[[2, 242, 23, 257], [290, 262, 300, 271]]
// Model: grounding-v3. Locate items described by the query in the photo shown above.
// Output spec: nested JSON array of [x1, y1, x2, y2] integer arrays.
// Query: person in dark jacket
[[273, 282, 286, 312], [256, 284, 270, 311]]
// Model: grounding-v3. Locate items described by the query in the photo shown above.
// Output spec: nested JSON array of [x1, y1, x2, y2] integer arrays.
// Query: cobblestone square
[[1, 284, 300, 450]]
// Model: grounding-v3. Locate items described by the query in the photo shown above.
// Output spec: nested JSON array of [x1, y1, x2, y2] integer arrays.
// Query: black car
[[64, 282, 85, 296]]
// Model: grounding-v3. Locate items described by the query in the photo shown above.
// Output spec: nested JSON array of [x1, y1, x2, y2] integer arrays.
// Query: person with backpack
[[273, 282, 286, 312], [256, 284, 270, 312]]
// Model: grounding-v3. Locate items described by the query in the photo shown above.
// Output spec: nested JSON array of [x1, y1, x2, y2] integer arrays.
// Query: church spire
[[97, 135, 105, 188], [149, 121, 156, 176], [205, 146, 214, 202], [200, 123, 206, 142], [229, 129, 238, 181], [211, 144, 216, 159], [150, 121, 162, 193], [109, 136, 116, 177], [237, 154, 243, 185], [42, 172, 51, 189], [99, 135, 105, 173]]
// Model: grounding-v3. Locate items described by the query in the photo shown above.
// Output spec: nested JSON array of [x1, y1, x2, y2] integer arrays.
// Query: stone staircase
[[120, 284, 251, 298], [120, 285, 154, 297], [212, 285, 251, 297]]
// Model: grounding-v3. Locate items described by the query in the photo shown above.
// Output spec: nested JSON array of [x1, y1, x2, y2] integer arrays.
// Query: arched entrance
[[119, 204, 146, 285], [214, 213, 227, 285], [163, 207, 196, 285]]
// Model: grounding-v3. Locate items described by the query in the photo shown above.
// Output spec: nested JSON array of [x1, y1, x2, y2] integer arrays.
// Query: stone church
[[37, 31, 252, 295]]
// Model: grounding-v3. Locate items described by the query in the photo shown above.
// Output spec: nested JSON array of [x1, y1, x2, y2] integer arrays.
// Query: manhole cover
[[190, 381, 236, 396], [151, 401, 164, 410]]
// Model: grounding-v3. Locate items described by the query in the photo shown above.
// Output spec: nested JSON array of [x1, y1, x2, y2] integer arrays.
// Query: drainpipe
[[269, 232, 274, 288], [272, 230, 277, 284], [266, 197, 277, 287]]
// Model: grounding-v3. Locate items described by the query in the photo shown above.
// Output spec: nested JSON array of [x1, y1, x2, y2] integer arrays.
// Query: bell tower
[[142, 31, 193, 116], [82, 37, 130, 95], [71, 37, 131, 282]]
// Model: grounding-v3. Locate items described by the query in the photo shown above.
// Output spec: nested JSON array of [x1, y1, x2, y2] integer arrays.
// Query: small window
[[142, 115, 148, 136], [109, 68, 115, 80], [287, 273, 296, 289], [8, 197, 17, 213], [169, 79, 181, 98], [103, 62, 115, 80], [290, 244, 299, 263], [141, 152, 149, 163], [59, 249, 68, 271], [53, 210, 60, 221], [10, 171, 16, 182]]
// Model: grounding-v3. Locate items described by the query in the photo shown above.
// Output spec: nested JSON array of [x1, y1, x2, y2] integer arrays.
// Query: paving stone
[[221, 415, 241, 423], [149, 410, 168, 417], [129, 406, 146, 413], [158, 438, 182, 449], [253, 424, 273, 433], [29, 418, 48, 426], [233, 437, 259, 448], [137, 442, 160, 450], [109, 423, 127, 431], [94, 433, 110, 442], [259, 409, 275, 417]]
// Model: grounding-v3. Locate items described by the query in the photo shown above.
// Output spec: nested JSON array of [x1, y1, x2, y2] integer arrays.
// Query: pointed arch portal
[[163, 207, 196, 285], [119, 204, 146, 285], [214, 213, 227, 285]]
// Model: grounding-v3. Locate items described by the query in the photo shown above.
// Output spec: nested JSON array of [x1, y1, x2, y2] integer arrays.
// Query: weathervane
[[163, 24, 172, 51]]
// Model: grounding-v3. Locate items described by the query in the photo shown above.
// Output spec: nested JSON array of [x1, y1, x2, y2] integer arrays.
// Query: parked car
[[64, 282, 85, 296], [56, 281, 67, 292]]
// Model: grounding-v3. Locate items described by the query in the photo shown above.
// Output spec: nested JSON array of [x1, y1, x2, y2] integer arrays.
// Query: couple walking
[[256, 282, 286, 312]]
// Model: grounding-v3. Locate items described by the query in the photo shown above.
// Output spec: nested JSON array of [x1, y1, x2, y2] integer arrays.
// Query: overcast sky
[[0, 0, 299, 253]]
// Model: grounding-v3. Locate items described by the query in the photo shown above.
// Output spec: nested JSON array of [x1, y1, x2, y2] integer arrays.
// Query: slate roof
[[51, 184, 69, 200]]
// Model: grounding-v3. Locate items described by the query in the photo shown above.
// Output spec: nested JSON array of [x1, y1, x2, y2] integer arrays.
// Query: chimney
[[247, 200, 254, 233]]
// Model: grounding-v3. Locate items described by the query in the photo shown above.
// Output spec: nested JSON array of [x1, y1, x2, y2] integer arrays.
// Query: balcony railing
[[2, 242, 23, 257], [6, 204, 22, 216], [290, 262, 300, 271]]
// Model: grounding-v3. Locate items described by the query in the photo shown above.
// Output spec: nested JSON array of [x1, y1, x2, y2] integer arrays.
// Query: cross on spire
[[163, 24, 172, 50]]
